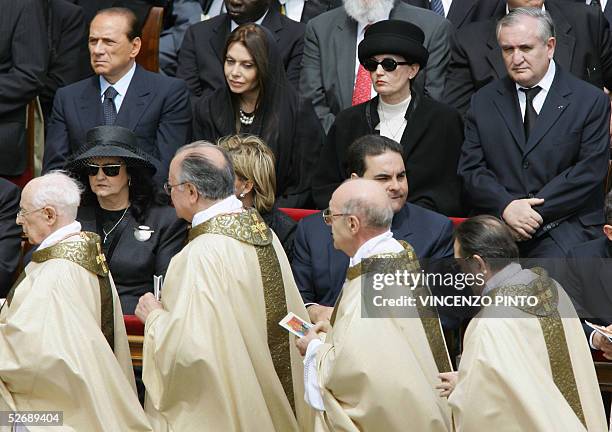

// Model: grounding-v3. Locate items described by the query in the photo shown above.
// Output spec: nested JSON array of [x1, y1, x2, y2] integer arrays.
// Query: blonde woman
[[219, 134, 296, 261]]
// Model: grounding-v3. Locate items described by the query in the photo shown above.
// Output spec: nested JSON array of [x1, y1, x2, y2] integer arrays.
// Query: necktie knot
[[104, 86, 118, 100], [520, 86, 542, 102]]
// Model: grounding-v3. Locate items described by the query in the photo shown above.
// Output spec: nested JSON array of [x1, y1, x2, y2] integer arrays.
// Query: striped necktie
[[430, 0, 445, 16]]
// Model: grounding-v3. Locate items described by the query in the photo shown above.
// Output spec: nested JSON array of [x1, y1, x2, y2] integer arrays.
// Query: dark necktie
[[592, 0, 601, 7], [430, 0, 445, 16], [103, 86, 118, 125], [520, 86, 542, 140]]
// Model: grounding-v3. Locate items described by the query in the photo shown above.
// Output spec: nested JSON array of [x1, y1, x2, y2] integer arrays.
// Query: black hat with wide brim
[[65, 126, 156, 175], [358, 19, 429, 68]]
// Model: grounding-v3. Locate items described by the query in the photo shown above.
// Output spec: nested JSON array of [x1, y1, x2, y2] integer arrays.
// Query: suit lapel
[[446, 0, 477, 29], [78, 76, 103, 133], [262, 8, 283, 46], [492, 78, 525, 151], [547, 2, 575, 72], [115, 66, 151, 130], [334, 12, 358, 109], [524, 69, 570, 155], [211, 16, 230, 62], [485, 24, 507, 79]]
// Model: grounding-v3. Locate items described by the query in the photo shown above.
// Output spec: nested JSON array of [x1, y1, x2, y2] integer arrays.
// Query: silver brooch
[[134, 225, 154, 242]]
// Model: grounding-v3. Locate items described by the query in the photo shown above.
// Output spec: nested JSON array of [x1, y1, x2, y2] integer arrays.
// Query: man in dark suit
[[0, 178, 21, 297], [0, 0, 47, 177], [271, 0, 341, 22], [43, 7, 191, 182], [565, 191, 612, 355], [571, 0, 612, 26], [292, 135, 454, 323], [299, 0, 450, 132], [402, 0, 503, 29], [458, 8, 610, 260], [176, 0, 305, 99], [445, 0, 612, 115]]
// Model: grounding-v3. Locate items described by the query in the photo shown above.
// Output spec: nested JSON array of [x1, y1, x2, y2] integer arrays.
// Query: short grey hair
[[176, 141, 235, 200], [341, 197, 393, 229], [30, 171, 83, 219], [496, 7, 555, 45]]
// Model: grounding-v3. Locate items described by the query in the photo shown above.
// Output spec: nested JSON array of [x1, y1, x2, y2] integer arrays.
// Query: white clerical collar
[[191, 195, 244, 228], [379, 95, 411, 116], [231, 10, 268, 31], [482, 262, 523, 296], [515, 58, 555, 94], [99, 61, 136, 98], [349, 230, 404, 267], [37, 221, 82, 251]]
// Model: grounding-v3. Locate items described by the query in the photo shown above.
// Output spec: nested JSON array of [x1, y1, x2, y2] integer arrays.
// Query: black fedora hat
[[65, 126, 156, 175], [358, 20, 429, 68]]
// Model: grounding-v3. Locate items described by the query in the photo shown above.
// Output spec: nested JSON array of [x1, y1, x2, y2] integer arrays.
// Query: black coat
[[78, 205, 188, 314], [0, 179, 21, 297], [312, 93, 464, 216], [176, 8, 305, 100], [0, 0, 47, 176], [401, 0, 503, 29], [261, 207, 296, 262], [445, 0, 612, 115]]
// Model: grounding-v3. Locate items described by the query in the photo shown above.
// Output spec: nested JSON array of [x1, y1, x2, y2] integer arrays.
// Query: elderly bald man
[[1, 171, 151, 431], [136, 141, 312, 432], [296, 178, 452, 432]]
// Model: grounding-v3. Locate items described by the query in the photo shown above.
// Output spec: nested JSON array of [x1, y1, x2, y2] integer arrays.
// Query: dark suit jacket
[[0, 0, 47, 176], [313, 93, 464, 216], [41, 0, 90, 124], [43, 65, 192, 182], [0, 178, 21, 297], [299, 1, 451, 132], [402, 0, 503, 28], [78, 205, 187, 314], [292, 203, 454, 306], [271, 0, 342, 23], [458, 66, 610, 254], [445, 0, 612, 115], [176, 8, 305, 99]]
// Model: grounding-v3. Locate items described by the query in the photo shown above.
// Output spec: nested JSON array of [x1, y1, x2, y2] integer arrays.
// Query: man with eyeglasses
[[135, 142, 312, 431], [295, 178, 452, 431], [293, 134, 454, 324], [1, 171, 152, 430], [299, 0, 450, 133]]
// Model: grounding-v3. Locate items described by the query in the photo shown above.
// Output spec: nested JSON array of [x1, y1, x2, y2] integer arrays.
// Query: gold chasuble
[[315, 245, 452, 432], [0, 232, 151, 431], [449, 264, 607, 432], [142, 209, 313, 432]]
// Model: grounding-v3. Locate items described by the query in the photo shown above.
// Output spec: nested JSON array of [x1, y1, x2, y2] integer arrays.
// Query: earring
[[128, 178, 132, 187], [239, 192, 245, 199]]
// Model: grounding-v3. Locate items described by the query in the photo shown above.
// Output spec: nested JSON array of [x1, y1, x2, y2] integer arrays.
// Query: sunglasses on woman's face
[[362, 58, 411, 72], [86, 164, 122, 177]]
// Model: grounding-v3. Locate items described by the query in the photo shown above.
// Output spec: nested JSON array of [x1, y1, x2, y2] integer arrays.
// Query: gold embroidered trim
[[188, 208, 271, 246], [30, 232, 115, 350], [487, 270, 585, 426]]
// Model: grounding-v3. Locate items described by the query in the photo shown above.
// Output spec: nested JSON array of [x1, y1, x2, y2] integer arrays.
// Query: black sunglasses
[[86, 164, 122, 177], [362, 58, 411, 72]]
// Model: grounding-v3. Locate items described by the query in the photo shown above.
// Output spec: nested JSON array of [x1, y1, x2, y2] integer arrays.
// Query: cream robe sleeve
[[0, 259, 151, 432]]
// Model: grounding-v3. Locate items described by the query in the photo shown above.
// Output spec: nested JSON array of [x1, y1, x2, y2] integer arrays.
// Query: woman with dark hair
[[312, 20, 464, 216], [66, 125, 187, 315], [193, 23, 324, 208]]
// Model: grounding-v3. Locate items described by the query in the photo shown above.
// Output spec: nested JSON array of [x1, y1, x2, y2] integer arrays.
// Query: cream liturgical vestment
[[449, 264, 607, 432], [0, 231, 151, 432], [312, 242, 453, 432], [142, 208, 312, 432]]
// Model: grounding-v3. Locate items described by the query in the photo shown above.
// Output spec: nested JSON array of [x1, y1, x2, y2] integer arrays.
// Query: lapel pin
[[558, 105, 565, 109], [134, 225, 154, 242]]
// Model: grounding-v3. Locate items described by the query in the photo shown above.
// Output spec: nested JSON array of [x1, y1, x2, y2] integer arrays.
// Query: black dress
[[78, 205, 188, 314]]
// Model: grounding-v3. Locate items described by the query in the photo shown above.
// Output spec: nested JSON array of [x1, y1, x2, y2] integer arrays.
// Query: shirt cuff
[[303, 339, 325, 411], [589, 330, 598, 350], [304, 303, 319, 308]]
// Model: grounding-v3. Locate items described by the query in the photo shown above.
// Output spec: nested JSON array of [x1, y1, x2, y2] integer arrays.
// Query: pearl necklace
[[103, 206, 129, 243], [239, 108, 255, 125]]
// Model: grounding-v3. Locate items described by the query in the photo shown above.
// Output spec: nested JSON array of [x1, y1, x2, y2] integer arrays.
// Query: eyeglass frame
[[322, 208, 351, 225], [85, 163, 123, 177], [362, 57, 411, 72], [16, 207, 46, 219], [163, 181, 188, 196]]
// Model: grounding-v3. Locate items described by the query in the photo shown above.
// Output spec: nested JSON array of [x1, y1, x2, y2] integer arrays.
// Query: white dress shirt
[[99, 61, 136, 113], [191, 195, 244, 228], [303, 230, 404, 411], [516, 60, 556, 119], [37, 221, 82, 251], [230, 10, 268, 31], [278, 0, 306, 22]]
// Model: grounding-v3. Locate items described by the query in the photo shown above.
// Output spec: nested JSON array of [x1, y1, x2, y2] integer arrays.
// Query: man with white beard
[[299, 0, 451, 132]]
